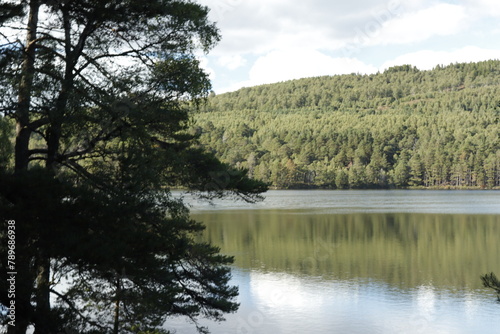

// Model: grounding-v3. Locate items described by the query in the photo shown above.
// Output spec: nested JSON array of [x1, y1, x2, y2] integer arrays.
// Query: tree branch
[[59, 125, 123, 160], [29, 117, 50, 130], [49, 288, 108, 331]]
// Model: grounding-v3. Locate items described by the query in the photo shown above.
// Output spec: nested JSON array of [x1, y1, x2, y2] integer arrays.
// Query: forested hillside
[[192, 61, 500, 189]]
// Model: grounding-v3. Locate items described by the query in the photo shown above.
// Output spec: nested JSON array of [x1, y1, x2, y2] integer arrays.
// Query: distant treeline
[[195, 61, 500, 189]]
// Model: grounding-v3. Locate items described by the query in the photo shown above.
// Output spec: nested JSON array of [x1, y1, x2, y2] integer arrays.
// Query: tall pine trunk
[[14, 0, 39, 174], [10, 1, 40, 334], [33, 6, 77, 332], [33, 250, 51, 334], [113, 277, 122, 334]]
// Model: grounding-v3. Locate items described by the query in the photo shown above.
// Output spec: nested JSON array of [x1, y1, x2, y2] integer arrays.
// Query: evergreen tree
[[0, 1, 266, 333]]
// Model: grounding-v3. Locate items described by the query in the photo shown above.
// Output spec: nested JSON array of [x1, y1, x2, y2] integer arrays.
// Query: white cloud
[[218, 49, 377, 92], [381, 46, 500, 71], [462, 0, 500, 17], [197, 56, 216, 82], [200, 0, 417, 56], [217, 54, 247, 70], [364, 3, 468, 46], [201, 1, 471, 57]]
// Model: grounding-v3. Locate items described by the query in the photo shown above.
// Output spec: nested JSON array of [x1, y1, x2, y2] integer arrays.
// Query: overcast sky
[[196, 0, 500, 93]]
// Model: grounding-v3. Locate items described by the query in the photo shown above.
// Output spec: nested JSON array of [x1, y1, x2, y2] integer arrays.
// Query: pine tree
[[0, 1, 266, 333]]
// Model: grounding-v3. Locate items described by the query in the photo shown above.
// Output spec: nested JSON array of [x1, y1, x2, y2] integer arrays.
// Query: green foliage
[[196, 61, 500, 189], [0, 1, 265, 333], [0, 159, 244, 334]]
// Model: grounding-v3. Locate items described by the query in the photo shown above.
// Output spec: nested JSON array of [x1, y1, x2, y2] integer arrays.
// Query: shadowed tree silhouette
[[481, 272, 500, 301]]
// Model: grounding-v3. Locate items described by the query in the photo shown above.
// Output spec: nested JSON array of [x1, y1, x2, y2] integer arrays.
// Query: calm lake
[[170, 190, 500, 334]]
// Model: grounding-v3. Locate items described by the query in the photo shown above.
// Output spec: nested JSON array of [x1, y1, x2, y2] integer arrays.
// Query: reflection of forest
[[194, 211, 500, 289]]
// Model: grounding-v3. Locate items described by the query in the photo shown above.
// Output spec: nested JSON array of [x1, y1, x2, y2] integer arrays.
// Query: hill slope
[[193, 61, 500, 189]]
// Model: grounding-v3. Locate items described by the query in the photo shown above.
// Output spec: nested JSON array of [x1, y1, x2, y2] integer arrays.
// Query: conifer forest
[[195, 61, 500, 189]]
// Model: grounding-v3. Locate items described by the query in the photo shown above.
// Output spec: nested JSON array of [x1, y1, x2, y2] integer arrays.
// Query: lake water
[[169, 190, 500, 334]]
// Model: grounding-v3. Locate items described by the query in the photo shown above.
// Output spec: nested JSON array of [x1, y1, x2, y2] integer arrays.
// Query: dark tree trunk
[[10, 2, 40, 334], [113, 277, 121, 334], [14, 0, 39, 174], [33, 251, 51, 334]]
